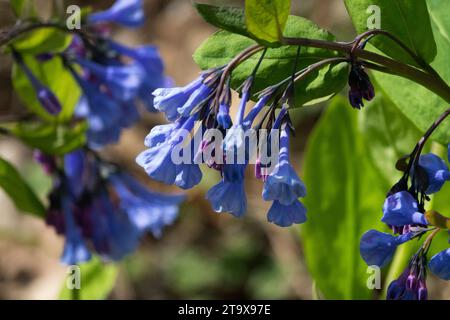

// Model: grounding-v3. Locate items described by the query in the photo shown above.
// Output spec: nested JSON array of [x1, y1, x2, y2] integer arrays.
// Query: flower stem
[[282, 36, 450, 104]]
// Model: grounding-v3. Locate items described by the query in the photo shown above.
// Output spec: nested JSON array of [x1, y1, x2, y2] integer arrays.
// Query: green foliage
[[245, 0, 291, 46], [194, 3, 248, 38], [194, 16, 348, 108], [60, 257, 119, 300], [302, 96, 389, 299], [369, 0, 450, 144], [12, 121, 87, 156], [0, 157, 46, 218], [12, 54, 81, 122], [10, 0, 34, 18], [10, 28, 72, 55], [344, 0, 437, 65]]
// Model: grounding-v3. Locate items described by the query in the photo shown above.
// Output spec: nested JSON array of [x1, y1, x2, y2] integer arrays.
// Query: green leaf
[[12, 54, 81, 122], [369, 0, 450, 144], [344, 0, 437, 65], [11, 28, 72, 55], [245, 0, 291, 46], [12, 121, 87, 156], [10, 0, 27, 16], [302, 96, 389, 299], [59, 257, 118, 300], [0, 157, 46, 218], [358, 92, 427, 184], [10, 0, 34, 18], [194, 16, 349, 108], [194, 3, 248, 37]]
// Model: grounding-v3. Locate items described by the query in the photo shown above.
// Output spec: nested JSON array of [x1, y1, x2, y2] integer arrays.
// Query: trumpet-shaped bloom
[[381, 191, 427, 227], [417, 153, 450, 194], [88, 0, 145, 27], [206, 164, 247, 217], [76, 58, 144, 101], [429, 249, 450, 280], [263, 128, 306, 205], [60, 198, 91, 265], [360, 230, 413, 267], [153, 78, 205, 121], [267, 200, 307, 227]]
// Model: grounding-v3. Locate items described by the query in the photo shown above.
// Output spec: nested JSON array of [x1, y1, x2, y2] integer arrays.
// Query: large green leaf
[[302, 96, 388, 299], [0, 157, 46, 218], [12, 54, 81, 122], [194, 16, 349, 108], [11, 0, 27, 17], [344, 0, 437, 65], [369, 0, 450, 144], [11, 28, 72, 55], [245, 0, 290, 46], [194, 3, 248, 37], [12, 121, 87, 156], [59, 257, 118, 300]]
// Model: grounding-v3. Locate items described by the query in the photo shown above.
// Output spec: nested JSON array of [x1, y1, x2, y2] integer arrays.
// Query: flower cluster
[[360, 143, 450, 300], [137, 61, 307, 227], [36, 149, 184, 265], [13, 0, 170, 150], [23, 0, 186, 265]]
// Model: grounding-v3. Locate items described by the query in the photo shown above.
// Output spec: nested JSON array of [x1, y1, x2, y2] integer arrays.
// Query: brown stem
[[282, 36, 450, 103], [294, 57, 348, 82], [413, 108, 450, 164], [351, 29, 438, 76], [213, 44, 264, 104]]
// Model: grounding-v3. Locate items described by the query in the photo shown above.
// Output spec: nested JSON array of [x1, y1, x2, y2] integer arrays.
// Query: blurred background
[[0, 0, 448, 300]]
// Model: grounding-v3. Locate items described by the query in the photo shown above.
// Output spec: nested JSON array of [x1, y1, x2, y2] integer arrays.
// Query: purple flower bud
[[347, 64, 375, 109], [418, 281, 428, 300], [14, 52, 62, 115]]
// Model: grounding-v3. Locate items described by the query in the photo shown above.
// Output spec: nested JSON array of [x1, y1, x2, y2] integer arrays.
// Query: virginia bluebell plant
[[360, 109, 450, 300], [1, 0, 450, 301], [137, 46, 311, 227], [0, 0, 184, 265], [35, 149, 184, 265]]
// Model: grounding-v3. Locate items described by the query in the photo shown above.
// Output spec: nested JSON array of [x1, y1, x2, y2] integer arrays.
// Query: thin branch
[[282, 36, 450, 103]]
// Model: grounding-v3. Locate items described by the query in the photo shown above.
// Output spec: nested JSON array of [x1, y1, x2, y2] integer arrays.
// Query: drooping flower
[[153, 77, 207, 122], [381, 191, 428, 227], [429, 248, 450, 280], [59, 196, 92, 265], [13, 51, 62, 115], [262, 126, 306, 206], [106, 41, 172, 111], [387, 251, 428, 300], [136, 116, 196, 185], [71, 72, 122, 149], [360, 230, 413, 267], [88, 0, 145, 27], [217, 88, 232, 129], [267, 200, 307, 227], [347, 63, 375, 109], [416, 153, 450, 194], [206, 164, 247, 217], [108, 172, 184, 238], [75, 58, 144, 102], [43, 149, 185, 264]]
